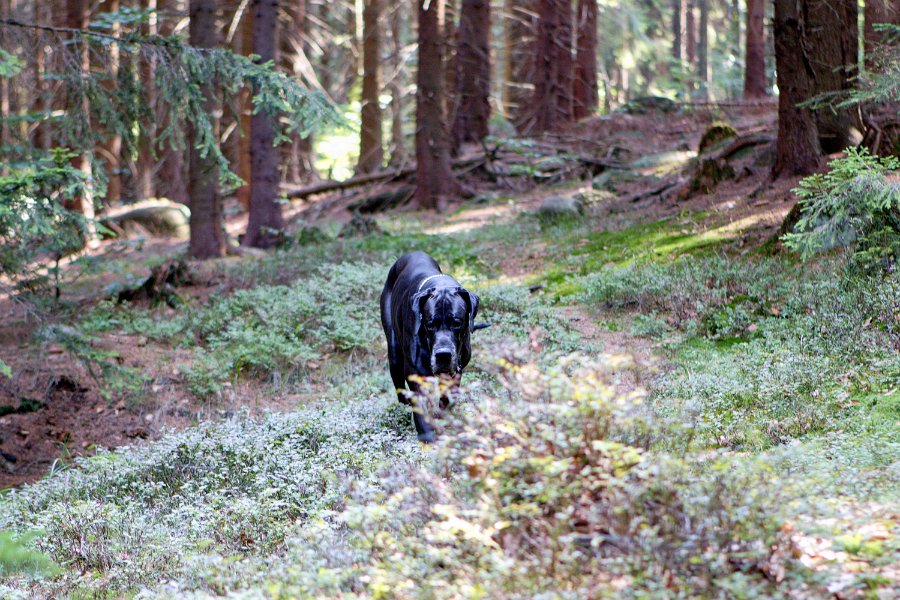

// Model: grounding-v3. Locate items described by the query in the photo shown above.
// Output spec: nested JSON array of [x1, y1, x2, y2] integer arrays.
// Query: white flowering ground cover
[[0, 212, 897, 598]]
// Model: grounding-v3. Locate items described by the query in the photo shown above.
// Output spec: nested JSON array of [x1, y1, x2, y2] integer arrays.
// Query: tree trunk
[[33, 1, 50, 150], [685, 0, 696, 67], [697, 0, 709, 99], [743, 0, 767, 98], [358, 0, 384, 173], [244, 0, 285, 248], [66, 0, 98, 245], [807, 0, 862, 152], [772, 0, 823, 178], [388, 0, 407, 165], [188, 0, 227, 258], [444, 0, 459, 129], [415, 0, 457, 210], [285, 0, 316, 182], [135, 0, 157, 200], [97, 0, 123, 203], [451, 0, 492, 150], [0, 0, 10, 169], [235, 2, 253, 209], [573, 0, 598, 119], [157, 0, 189, 205], [530, 0, 574, 133], [672, 0, 685, 61], [502, 0, 534, 128]]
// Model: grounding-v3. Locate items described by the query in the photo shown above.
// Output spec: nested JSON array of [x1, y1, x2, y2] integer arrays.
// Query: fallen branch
[[704, 134, 774, 161], [282, 155, 485, 200], [628, 178, 686, 203]]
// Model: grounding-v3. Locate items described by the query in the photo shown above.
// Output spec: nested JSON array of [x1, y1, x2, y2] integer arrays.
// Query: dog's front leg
[[407, 378, 436, 443]]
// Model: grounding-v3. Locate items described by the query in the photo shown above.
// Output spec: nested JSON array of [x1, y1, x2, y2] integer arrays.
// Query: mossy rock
[[698, 121, 738, 155]]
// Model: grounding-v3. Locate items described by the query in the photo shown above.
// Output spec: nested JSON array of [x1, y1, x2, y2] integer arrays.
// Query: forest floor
[[1, 103, 897, 598]]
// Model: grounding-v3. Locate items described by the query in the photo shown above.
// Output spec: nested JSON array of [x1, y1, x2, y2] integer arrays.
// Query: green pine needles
[[782, 147, 900, 271]]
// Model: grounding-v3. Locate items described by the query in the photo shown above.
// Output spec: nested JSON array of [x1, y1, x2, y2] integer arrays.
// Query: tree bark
[[697, 0, 709, 99], [157, 0, 189, 205], [502, 0, 534, 129], [415, 0, 457, 210], [285, 0, 316, 182], [573, 0, 598, 119], [451, 0, 492, 150], [388, 0, 407, 165], [358, 0, 384, 173], [772, 0, 823, 178], [135, 0, 157, 200], [66, 0, 98, 245], [807, 0, 861, 152], [743, 0, 767, 98], [672, 0, 685, 61], [97, 0, 123, 203], [188, 0, 227, 258], [530, 0, 574, 133], [33, 1, 50, 150], [0, 0, 10, 168], [244, 0, 284, 248], [234, 1, 253, 209], [685, 0, 696, 67]]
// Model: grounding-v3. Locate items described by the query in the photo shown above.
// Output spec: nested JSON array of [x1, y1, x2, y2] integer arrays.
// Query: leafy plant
[[782, 148, 900, 271]]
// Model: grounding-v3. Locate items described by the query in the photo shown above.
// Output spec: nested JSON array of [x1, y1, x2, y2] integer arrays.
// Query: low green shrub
[[782, 147, 900, 272]]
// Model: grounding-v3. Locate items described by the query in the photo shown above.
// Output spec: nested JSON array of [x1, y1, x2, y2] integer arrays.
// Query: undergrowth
[[573, 255, 899, 450], [0, 352, 833, 599]]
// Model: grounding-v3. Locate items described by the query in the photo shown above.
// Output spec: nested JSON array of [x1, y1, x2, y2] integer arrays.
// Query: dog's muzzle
[[431, 348, 458, 375]]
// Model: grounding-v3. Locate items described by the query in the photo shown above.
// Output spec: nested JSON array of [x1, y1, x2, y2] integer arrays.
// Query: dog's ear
[[411, 290, 431, 337], [458, 289, 480, 332]]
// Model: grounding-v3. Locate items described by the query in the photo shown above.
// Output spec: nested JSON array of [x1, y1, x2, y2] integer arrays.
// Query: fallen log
[[282, 155, 485, 200], [705, 134, 774, 161]]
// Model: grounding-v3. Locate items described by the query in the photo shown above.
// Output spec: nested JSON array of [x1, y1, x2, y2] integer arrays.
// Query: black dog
[[380, 251, 483, 442]]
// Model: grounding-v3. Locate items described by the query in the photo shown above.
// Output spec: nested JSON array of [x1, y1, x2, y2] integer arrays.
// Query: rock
[[536, 196, 584, 222], [101, 200, 191, 239], [698, 121, 738, 155]]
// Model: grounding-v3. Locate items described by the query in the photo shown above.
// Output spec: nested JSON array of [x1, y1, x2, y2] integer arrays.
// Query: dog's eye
[[452, 320, 463, 329]]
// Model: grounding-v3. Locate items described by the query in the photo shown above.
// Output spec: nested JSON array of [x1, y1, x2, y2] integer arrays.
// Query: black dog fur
[[380, 251, 481, 442]]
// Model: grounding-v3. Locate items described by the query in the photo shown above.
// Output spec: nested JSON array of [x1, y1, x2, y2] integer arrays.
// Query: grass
[[0, 201, 897, 597]]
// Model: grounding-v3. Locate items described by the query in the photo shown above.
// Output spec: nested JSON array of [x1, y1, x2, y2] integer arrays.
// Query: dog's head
[[412, 286, 480, 375]]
